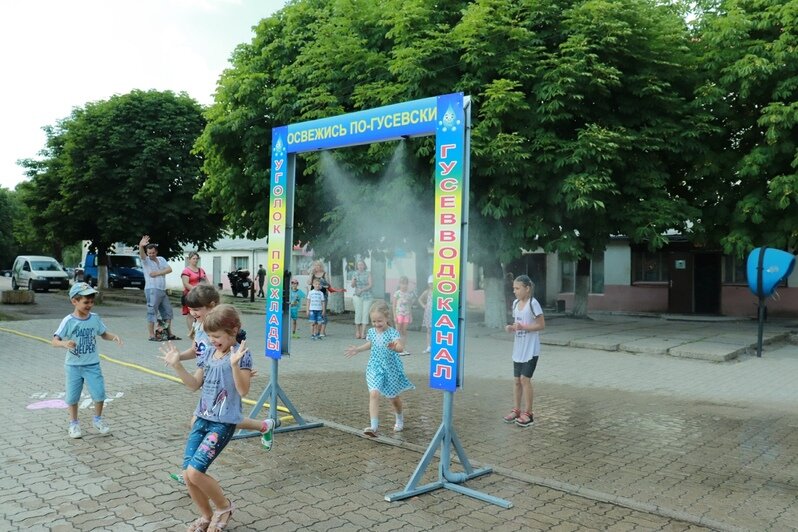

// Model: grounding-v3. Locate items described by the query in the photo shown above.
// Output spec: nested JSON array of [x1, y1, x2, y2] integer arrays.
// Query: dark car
[[82, 253, 145, 288]]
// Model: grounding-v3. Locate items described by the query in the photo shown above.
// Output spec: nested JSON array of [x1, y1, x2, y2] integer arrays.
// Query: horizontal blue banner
[[281, 96, 444, 153]]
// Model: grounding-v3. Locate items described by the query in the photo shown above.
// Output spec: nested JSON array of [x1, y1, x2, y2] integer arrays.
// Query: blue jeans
[[182, 418, 236, 474]]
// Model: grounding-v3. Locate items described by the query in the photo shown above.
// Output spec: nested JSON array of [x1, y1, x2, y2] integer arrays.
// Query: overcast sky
[[0, 0, 287, 190]]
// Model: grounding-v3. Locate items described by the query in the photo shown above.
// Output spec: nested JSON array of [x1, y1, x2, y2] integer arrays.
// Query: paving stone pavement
[[2, 292, 797, 531]]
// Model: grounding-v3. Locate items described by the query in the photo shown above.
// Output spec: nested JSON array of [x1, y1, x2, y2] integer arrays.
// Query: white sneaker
[[423, 346, 431, 353], [68, 423, 82, 439], [92, 418, 110, 435]]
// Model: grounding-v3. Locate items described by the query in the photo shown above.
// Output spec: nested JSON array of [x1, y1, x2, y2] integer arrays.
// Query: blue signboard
[[267, 93, 464, 389], [283, 97, 438, 153]]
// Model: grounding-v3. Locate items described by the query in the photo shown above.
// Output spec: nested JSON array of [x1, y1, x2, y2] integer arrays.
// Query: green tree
[[691, 0, 798, 257], [196, 0, 465, 297], [0, 187, 49, 264], [450, 0, 703, 320], [535, 0, 702, 316], [20, 90, 224, 287], [199, 0, 703, 326], [0, 188, 19, 268]]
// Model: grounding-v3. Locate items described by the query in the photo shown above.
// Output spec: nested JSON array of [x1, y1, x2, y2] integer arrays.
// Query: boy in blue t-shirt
[[52, 282, 123, 439], [289, 279, 306, 338]]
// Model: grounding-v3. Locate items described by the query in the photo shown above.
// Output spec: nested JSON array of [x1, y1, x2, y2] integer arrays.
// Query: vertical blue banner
[[429, 93, 465, 392], [265, 127, 288, 359]]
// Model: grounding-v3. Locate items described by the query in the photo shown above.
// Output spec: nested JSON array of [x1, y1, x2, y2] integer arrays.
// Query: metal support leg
[[385, 392, 512, 508], [233, 358, 322, 440]]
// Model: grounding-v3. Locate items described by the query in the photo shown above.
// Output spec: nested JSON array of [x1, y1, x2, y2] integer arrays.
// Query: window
[[723, 255, 747, 284], [591, 253, 605, 293], [632, 251, 667, 282], [110, 256, 141, 268], [561, 261, 575, 292], [560, 253, 605, 293], [232, 256, 248, 271]]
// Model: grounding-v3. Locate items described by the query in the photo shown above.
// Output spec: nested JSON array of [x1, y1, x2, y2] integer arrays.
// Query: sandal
[[148, 337, 160, 342], [515, 411, 534, 428], [186, 516, 211, 532], [503, 408, 520, 423], [167, 334, 181, 341], [209, 500, 234, 531]]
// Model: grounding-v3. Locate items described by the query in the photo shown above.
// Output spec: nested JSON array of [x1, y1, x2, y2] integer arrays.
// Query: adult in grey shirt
[[138, 235, 174, 341]]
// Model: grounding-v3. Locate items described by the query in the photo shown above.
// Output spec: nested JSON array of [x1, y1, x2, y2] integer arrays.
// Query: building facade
[[506, 238, 798, 318]]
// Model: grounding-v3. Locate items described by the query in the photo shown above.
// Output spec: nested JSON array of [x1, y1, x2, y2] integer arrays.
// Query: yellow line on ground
[[0, 326, 291, 413]]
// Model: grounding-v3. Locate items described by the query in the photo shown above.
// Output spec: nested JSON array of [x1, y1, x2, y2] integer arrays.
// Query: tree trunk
[[482, 257, 507, 329], [328, 255, 344, 313], [370, 254, 387, 303], [413, 239, 431, 293], [413, 241, 432, 331], [572, 257, 590, 318], [97, 245, 109, 290]]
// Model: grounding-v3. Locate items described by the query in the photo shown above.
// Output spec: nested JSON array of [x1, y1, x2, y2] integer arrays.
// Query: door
[[694, 253, 721, 314], [506, 254, 547, 304], [528, 254, 547, 304], [213, 256, 221, 288], [668, 252, 693, 313]]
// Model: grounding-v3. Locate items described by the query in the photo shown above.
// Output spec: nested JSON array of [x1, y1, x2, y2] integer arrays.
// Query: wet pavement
[[1, 285, 797, 531]]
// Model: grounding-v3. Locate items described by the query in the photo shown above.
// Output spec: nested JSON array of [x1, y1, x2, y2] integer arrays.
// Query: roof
[[184, 236, 268, 252]]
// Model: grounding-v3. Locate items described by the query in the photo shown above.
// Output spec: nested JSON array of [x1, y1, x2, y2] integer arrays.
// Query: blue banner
[[265, 126, 288, 359], [428, 93, 465, 392], [282, 97, 439, 152]]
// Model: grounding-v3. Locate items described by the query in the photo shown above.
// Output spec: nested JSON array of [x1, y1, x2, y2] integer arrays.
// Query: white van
[[11, 255, 70, 292]]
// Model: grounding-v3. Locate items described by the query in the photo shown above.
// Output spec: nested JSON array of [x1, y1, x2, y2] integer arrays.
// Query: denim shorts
[[513, 357, 539, 379], [308, 310, 324, 324], [182, 418, 236, 474], [65, 363, 106, 405]]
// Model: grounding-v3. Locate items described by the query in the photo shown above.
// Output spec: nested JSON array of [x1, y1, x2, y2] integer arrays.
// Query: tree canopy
[[197, 0, 707, 322], [20, 90, 224, 265], [0, 189, 19, 267], [690, 0, 798, 257], [13, 0, 796, 323]]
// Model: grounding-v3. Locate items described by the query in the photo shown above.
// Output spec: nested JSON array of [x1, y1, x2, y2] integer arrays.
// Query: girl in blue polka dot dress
[[345, 301, 415, 437]]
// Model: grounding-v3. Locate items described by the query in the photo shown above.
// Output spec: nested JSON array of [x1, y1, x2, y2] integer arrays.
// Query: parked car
[[11, 255, 70, 291], [82, 253, 145, 289], [0, 269, 11, 277]]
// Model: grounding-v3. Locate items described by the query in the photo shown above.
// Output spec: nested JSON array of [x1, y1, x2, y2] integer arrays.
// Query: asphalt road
[[0, 276, 142, 321]]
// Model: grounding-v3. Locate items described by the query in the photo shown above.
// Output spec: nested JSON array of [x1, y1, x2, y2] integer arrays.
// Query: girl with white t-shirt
[[503, 275, 545, 427]]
